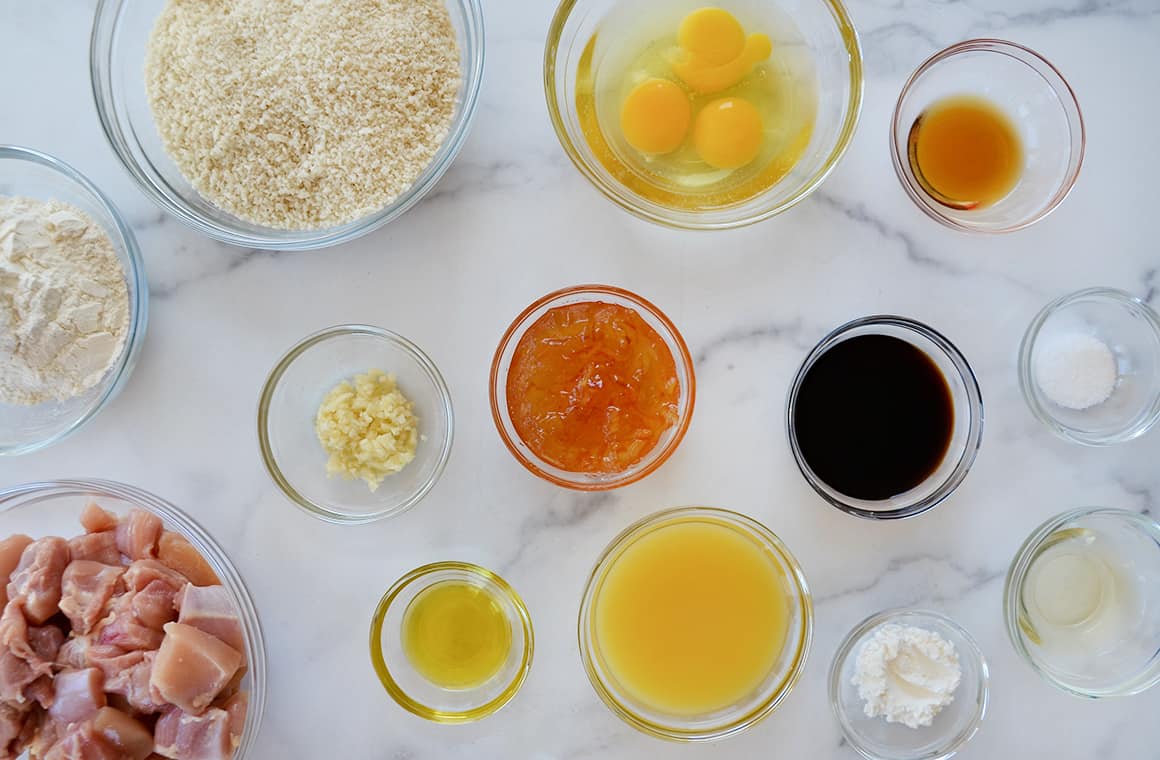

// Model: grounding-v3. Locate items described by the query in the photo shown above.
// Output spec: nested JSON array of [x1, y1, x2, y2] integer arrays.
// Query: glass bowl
[[0, 479, 266, 756], [544, 0, 863, 229], [90, 0, 484, 250], [786, 316, 984, 519], [829, 609, 989, 760], [369, 562, 533, 723], [0, 145, 148, 456], [258, 325, 454, 524], [891, 39, 1084, 234], [1018, 288, 1160, 446], [489, 285, 695, 491], [1004, 508, 1160, 698], [578, 507, 813, 741]]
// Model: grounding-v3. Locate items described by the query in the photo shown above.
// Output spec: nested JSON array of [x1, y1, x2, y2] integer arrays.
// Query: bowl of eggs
[[545, 0, 863, 229]]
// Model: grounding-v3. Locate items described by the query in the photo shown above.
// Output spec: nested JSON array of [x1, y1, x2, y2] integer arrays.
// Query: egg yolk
[[620, 78, 692, 155], [671, 8, 771, 94], [694, 97, 763, 169]]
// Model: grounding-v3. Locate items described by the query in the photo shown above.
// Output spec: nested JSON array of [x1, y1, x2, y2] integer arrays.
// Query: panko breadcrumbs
[[145, 0, 461, 230], [316, 369, 419, 491]]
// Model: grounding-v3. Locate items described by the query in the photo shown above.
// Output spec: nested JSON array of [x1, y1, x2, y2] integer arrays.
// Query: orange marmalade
[[506, 302, 680, 474]]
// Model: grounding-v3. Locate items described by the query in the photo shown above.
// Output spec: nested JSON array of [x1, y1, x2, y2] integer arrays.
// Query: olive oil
[[402, 580, 512, 690], [908, 95, 1023, 209]]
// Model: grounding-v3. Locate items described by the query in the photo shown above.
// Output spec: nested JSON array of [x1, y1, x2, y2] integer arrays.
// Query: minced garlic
[[315, 369, 419, 491]]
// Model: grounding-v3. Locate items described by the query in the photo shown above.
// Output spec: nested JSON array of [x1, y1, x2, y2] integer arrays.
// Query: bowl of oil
[[370, 562, 534, 722], [545, 0, 862, 229]]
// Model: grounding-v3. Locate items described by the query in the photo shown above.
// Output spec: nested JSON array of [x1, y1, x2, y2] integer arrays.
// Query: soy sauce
[[792, 334, 953, 501]]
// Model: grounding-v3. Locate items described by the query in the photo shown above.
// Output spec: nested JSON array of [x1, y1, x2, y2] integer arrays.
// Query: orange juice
[[593, 518, 791, 715]]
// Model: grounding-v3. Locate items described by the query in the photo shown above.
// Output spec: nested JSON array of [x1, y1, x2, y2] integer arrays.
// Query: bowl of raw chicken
[[0, 479, 265, 759]]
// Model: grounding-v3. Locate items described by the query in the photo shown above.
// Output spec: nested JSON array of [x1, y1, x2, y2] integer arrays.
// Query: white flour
[[852, 623, 961, 729], [0, 196, 130, 405]]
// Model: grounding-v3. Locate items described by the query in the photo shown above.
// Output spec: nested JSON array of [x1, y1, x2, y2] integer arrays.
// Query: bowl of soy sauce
[[786, 316, 983, 519]]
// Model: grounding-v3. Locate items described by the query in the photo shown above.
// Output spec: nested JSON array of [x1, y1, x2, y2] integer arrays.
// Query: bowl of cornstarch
[[0, 146, 148, 455], [1019, 287, 1160, 446], [91, 0, 485, 251]]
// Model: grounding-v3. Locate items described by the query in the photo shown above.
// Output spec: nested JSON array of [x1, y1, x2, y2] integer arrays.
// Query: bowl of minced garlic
[[258, 325, 454, 524]]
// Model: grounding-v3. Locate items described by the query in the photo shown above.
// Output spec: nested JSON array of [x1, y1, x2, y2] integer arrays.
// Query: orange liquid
[[908, 95, 1023, 209], [506, 301, 679, 474]]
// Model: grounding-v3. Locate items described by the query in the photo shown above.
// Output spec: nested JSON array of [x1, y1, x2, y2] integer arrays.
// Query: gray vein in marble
[[815, 553, 1004, 606], [499, 491, 615, 574], [1141, 268, 1156, 305], [693, 319, 808, 367], [1112, 475, 1154, 516], [966, 0, 1160, 34], [149, 247, 280, 300]]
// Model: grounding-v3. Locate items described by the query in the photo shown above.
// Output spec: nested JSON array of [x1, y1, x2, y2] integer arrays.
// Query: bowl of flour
[[829, 609, 989, 760], [0, 145, 148, 455]]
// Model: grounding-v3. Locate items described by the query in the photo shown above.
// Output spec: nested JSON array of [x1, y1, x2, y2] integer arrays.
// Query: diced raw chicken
[[92, 707, 153, 760], [115, 511, 162, 562], [123, 561, 188, 595], [55, 637, 90, 671], [67, 533, 121, 567], [60, 562, 126, 635], [29, 625, 66, 666], [0, 650, 37, 703], [24, 674, 54, 710], [105, 651, 165, 715], [132, 581, 178, 631], [150, 624, 241, 715], [175, 587, 242, 653], [0, 535, 33, 609], [49, 669, 106, 727], [7, 537, 70, 624], [157, 533, 218, 587], [0, 702, 26, 755], [43, 722, 122, 760], [215, 691, 246, 749], [79, 504, 118, 535], [153, 707, 232, 760], [95, 596, 164, 652]]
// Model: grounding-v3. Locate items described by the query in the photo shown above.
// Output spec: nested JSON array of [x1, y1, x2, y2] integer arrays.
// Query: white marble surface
[[3, 0, 1160, 757]]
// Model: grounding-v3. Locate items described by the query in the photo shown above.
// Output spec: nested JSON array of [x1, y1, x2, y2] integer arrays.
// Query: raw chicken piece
[[43, 722, 121, 760], [60, 562, 126, 635], [79, 505, 118, 535], [95, 596, 164, 653], [23, 674, 54, 710], [153, 707, 232, 760], [0, 536, 33, 609], [157, 534, 218, 587], [92, 707, 153, 760], [131, 581, 178, 631], [175, 587, 242, 653], [115, 511, 162, 562], [105, 651, 164, 716], [123, 561, 188, 595], [7, 538, 70, 624], [150, 624, 241, 715], [67, 533, 121, 567], [0, 650, 38, 703], [49, 669, 105, 727], [29, 625, 65, 666], [0, 702, 26, 756], [215, 692, 246, 749]]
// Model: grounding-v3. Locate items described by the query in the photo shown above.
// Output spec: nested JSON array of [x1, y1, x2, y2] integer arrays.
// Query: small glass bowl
[[544, 0, 863, 229], [489, 285, 695, 491], [258, 325, 453, 524], [1004, 508, 1160, 698], [578, 507, 813, 741], [369, 562, 534, 723], [786, 316, 984, 519], [0, 146, 148, 456], [90, 0, 484, 250], [1018, 288, 1160, 446], [829, 609, 989, 760], [891, 39, 1084, 233], [0, 479, 266, 756]]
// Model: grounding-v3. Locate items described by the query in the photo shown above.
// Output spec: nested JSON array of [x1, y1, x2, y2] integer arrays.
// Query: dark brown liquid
[[792, 334, 953, 501]]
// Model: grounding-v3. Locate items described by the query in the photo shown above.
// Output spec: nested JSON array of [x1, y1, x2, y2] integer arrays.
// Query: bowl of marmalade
[[490, 284, 695, 490]]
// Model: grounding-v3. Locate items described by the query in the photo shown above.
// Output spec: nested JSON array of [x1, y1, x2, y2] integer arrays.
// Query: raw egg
[[694, 97, 763, 169], [620, 78, 692, 155], [671, 8, 771, 94]]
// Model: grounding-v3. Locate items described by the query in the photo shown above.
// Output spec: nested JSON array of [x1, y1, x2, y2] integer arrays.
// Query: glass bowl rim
[[257, 324, 455, 524], [785, 315, 985, 520], [889, 37, 1085, 235], [1002, 506, 1160, 698], [576, 505, 814, 741], [89, 0, 486, 251], [368, 560, 535, 723], [489, 284, 695, 491], [542, 0, 865, 230], [0, 477, 267, 756], [0, 144, 149, 456], [827, 607, 989, 760], [1017, 287, 1160, 446]]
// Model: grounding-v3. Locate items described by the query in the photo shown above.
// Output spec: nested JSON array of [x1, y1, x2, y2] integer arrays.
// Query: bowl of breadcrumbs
[[91, 0, 484, 250]]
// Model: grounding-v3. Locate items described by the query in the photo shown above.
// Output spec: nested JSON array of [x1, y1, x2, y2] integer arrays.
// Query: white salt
[[1033, 332, 1118, 410]]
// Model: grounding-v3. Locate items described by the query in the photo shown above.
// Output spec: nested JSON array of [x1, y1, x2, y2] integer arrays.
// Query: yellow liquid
[[593, 518, 791, 715], [908, 95, 1023, 209], [402, 581, 512, 690], [576, 2, 817, 209]]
